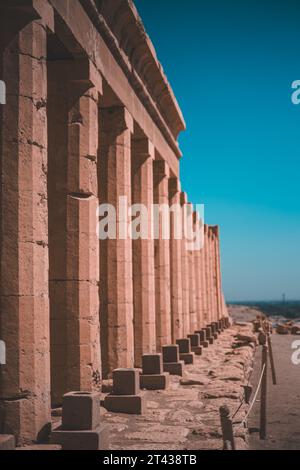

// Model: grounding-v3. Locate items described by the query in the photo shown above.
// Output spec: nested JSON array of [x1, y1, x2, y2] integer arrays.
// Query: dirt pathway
[[249, 334, 300, 450]]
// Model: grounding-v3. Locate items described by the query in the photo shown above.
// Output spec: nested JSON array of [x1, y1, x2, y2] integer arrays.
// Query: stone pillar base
[[204, 327, 214, 344], [188, 334, 200, 348], [140, 373, 169, 390], [179, 353, 195, 364], [104, 395, 145, 414], [163, 362, 184, 376], [51, 425, 109, 450], [104, 368, 145, 414], [162, 345, 184, 376], [191, 346, 203, 356]]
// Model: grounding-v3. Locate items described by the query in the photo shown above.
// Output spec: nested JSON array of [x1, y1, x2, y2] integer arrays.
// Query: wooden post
[[267, 334, 277, 385], [219, 405, 236, 450], [260, 343, 268, 440]]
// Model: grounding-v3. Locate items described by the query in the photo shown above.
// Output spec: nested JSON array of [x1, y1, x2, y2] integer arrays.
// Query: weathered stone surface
[[132, 139, 156, 366], [169, 179, 183, 341], [104, 395, 145, 415], [142, 354, 163, 375], [51, 424, 109, 450], [162, 345, 180, 363], [62, 391, 100, 431], [163, 362, 184, 376], [112, 369, 140, 396], [153, 161, 172, 348], [0, 18, 51, 445], [99, 106, 134, 376], [140, 373, 169, 391]]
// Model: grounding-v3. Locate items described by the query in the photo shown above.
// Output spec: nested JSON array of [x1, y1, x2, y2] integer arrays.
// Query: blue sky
[[135, 0, 300, 301]]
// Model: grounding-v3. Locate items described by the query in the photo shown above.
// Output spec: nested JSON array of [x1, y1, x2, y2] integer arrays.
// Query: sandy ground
[[229, 304, 300, 450]]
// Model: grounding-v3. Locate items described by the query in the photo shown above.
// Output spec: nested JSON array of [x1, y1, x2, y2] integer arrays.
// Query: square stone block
[[208, 337, 214, 345], [188, 334, 200, 347], [104, 394, 144, 414], [0, 435, 15, 450], [213, 333, 218, 340], [140, 373, 169, 390], [179, 352, 194, 364], [176, 338, 191, 354], [142, 354, 163, 375], [195, 329, 207, 344], [163, 361, 184, 376], [204, 327, 212, 339], [162, 345, 179, 363], [202, 340, 209, 348], [192, 346, 203, 356], [62, 391, 100, 430], [51, 424, 109, 450], [112, 368, 139, 396]]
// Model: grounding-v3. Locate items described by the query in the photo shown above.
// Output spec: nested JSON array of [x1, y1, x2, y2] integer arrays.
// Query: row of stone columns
[[0, 13, 228, 444]]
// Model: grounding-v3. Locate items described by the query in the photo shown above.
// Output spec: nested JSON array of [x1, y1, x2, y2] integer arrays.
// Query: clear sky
[[135, 0, 300, 302]]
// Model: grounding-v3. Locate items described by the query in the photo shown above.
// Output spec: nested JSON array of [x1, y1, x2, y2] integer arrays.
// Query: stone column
[[0, 14, 52, 443], [203, 225, 210, 325], [199, 217, 206, 328], [99, 106, 134, 377], [207, 227, 214, 323], [169, 178, 183, 341], [213, 226, 223, 320], [187, 204, 197, 333], [153, 161, 172, 349], [48, 60, 102, 403], [132, 138, 156, 367], [209, 227, 218, 322], [211, 228, 219, 322], [193, 212, 202, 330], [180, 193, 190, 336]]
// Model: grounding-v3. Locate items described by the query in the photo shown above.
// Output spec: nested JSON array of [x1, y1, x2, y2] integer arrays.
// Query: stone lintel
[[1, 0, 55, 32], [169, 177, 181, 196], [48, 59, 103, 95], [101, 106, 134, 135], [180, 192, 188, 206], [132, 137, 155, 161], [153, 160, 170, 179]]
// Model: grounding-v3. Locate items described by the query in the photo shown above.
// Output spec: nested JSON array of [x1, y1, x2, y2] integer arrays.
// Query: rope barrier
[[219, 318, 276, 448], [239, 363, 266, 427]]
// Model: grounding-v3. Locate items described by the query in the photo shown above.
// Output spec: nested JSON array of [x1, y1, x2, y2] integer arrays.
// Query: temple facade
[[0, 0, 228, 445]]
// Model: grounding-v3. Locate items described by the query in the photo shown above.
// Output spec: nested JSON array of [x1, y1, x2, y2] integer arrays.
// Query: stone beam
[[47, 0, 180, 177]]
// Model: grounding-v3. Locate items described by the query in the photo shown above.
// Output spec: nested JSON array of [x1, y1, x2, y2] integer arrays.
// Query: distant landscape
[[229, 301, 300, 320]]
